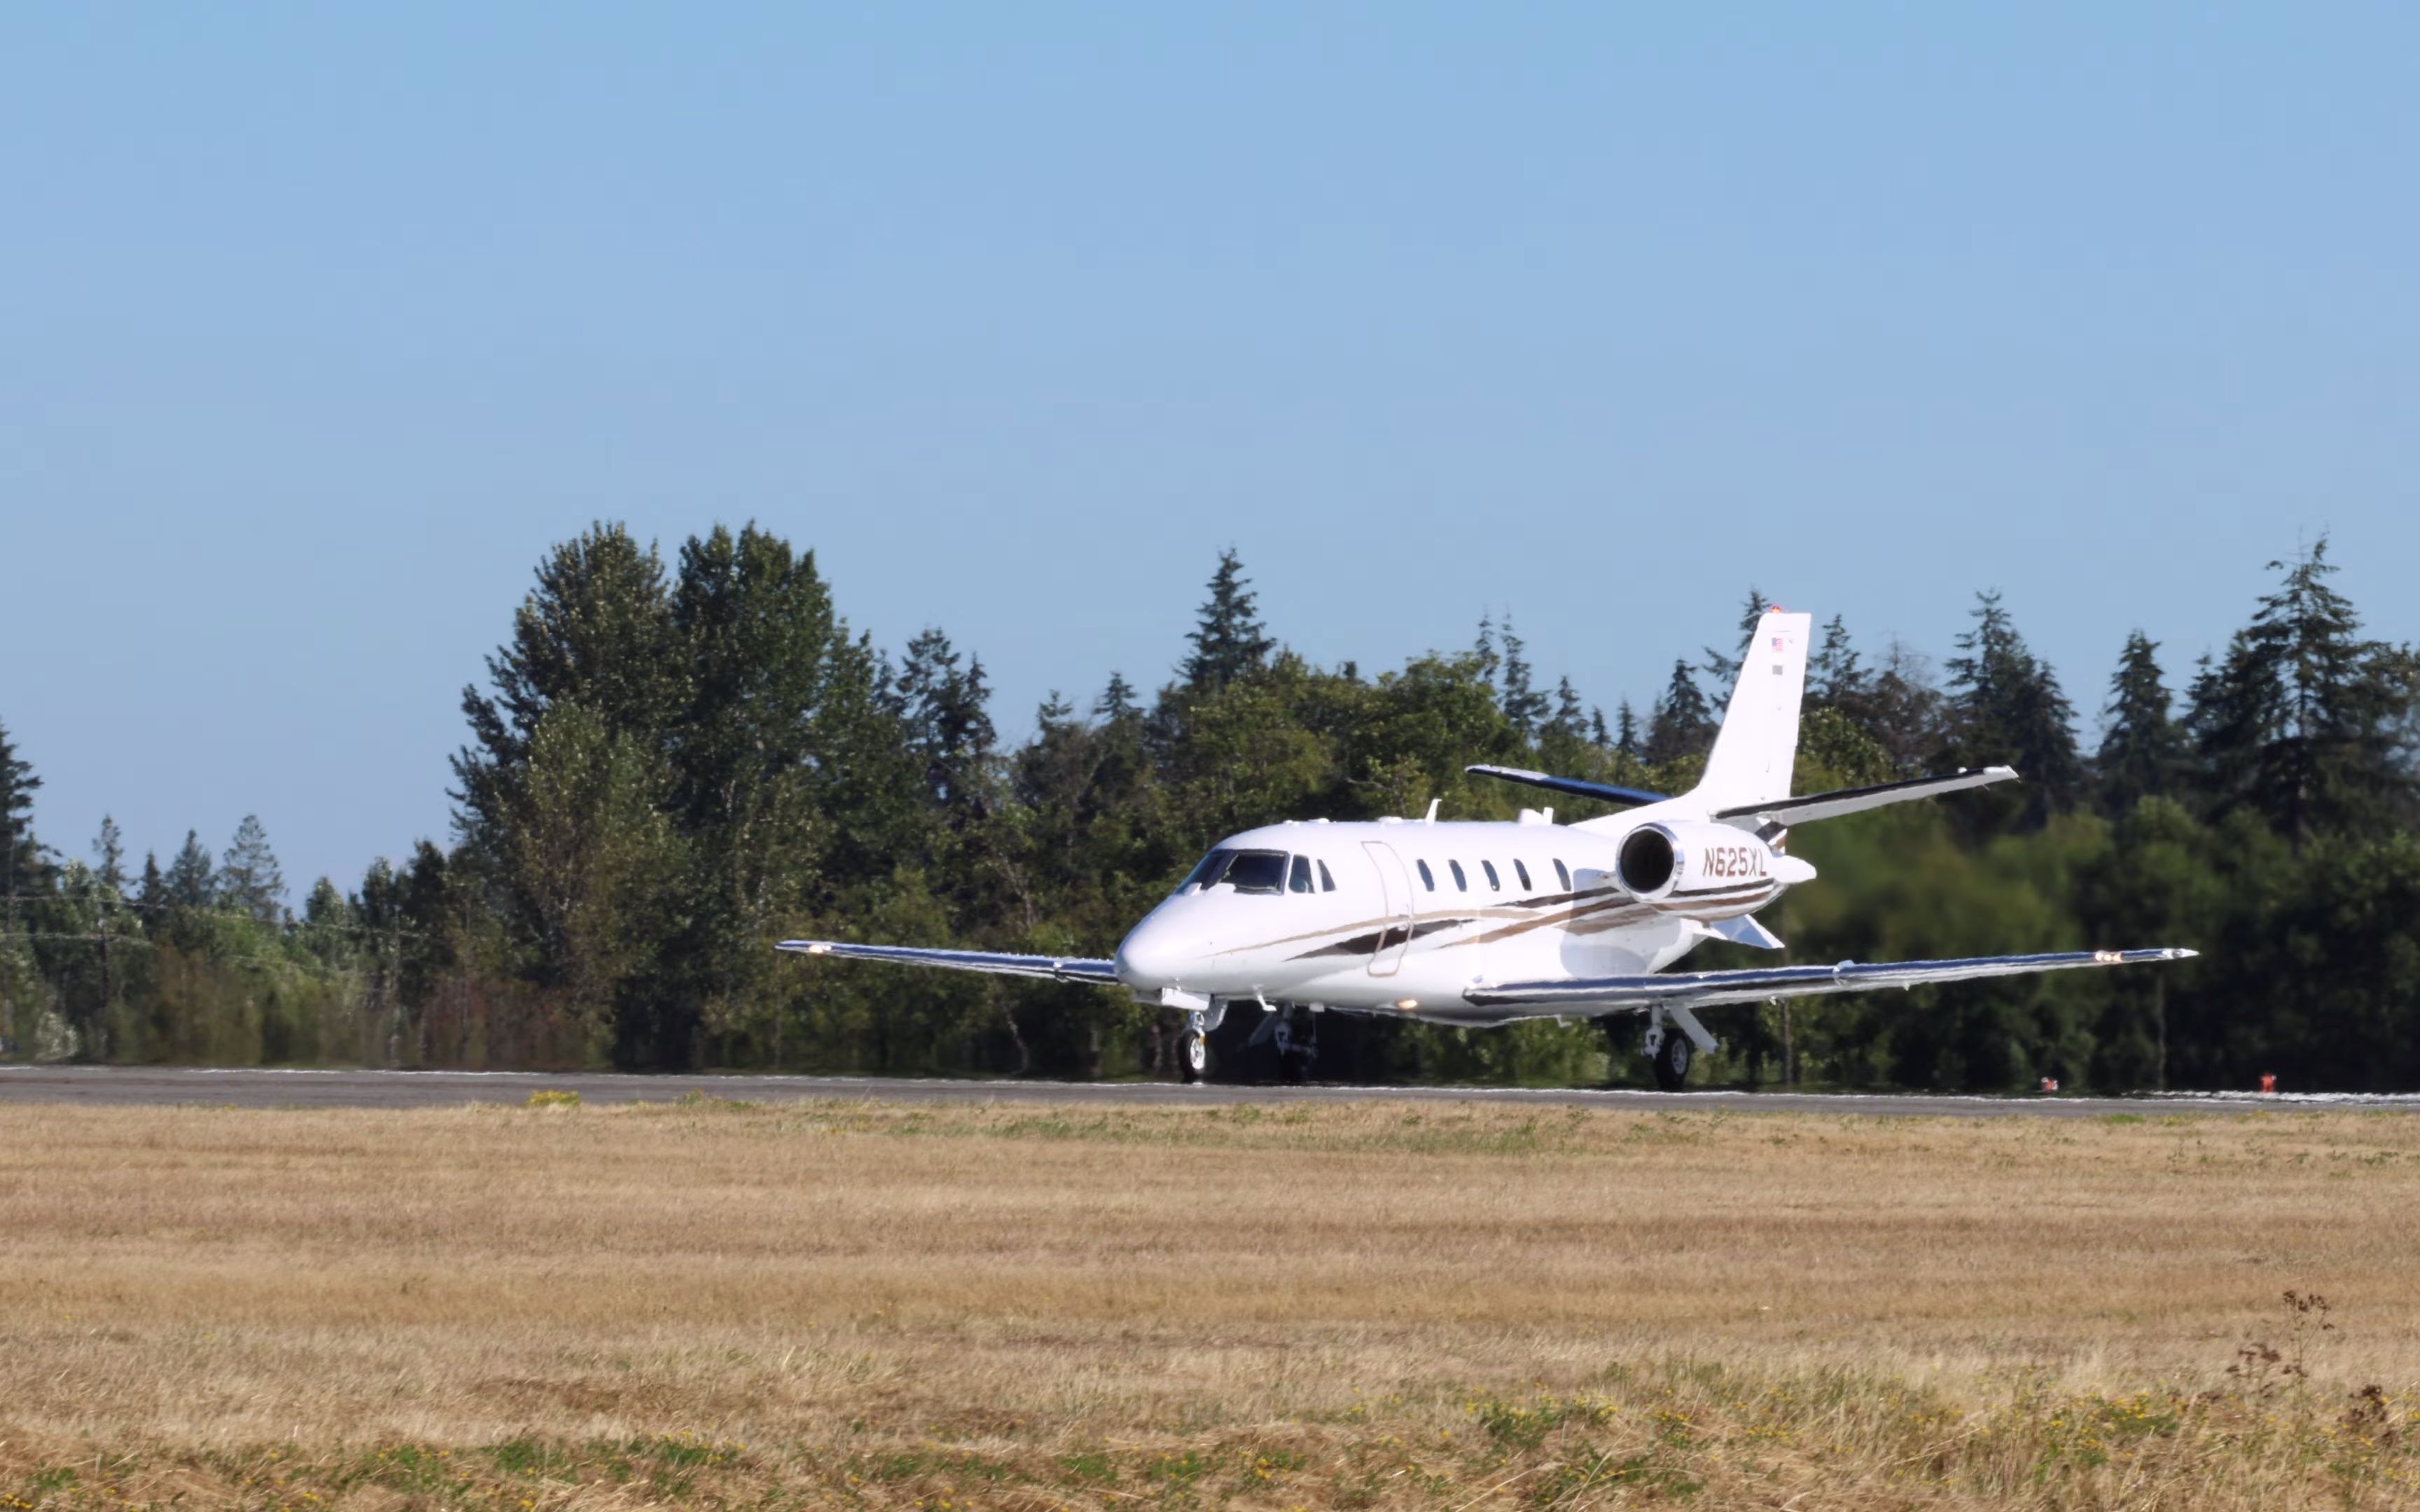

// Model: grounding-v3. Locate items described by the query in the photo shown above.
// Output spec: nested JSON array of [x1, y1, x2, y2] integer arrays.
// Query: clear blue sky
[[6, 5, 2416, 895]]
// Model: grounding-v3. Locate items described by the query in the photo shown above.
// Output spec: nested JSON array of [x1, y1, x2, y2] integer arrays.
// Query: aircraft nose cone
[[1114, 920, 1195, 988]]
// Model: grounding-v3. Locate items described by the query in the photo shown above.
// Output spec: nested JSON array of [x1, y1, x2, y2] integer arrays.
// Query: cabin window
[[1218, 850, 1289, 894], [1553, 858, 1572, 891], [1514, 859, 1533, 890], [1288, 855, 1315, 894], [1416, 859, 1435, 890], [1317, 860, 1337, 892], [1448, 860, 1468, 892], [1481, 860, 1501, 891]]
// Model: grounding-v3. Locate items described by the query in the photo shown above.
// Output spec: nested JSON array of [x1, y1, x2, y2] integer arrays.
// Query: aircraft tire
[[1181, 1032, 1209, 1084], [1650, 1030, 1694, 1092]]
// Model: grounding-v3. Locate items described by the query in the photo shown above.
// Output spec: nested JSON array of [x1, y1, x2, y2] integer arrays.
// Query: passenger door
[[1361, 841, 1414, 977]]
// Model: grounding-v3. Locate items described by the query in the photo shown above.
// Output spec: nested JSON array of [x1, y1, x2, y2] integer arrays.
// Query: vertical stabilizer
[[1695, 610, 1811, 811]]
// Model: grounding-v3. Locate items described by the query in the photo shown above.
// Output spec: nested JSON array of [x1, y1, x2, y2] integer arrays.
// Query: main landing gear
[[1646, 1023, 1694, 1091], [1641, 1005, 1714, 1092], [1260, 1007, 1321, 1084]]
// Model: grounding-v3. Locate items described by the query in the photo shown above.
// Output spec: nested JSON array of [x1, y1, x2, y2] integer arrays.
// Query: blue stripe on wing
[[777, 940, 1121, 986], [1463, 764, 1669, 808], [1464, 948, 2196, 1014]]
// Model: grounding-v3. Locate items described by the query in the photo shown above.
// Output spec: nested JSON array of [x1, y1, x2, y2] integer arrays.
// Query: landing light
[[1394, 998, 1419, 1011]]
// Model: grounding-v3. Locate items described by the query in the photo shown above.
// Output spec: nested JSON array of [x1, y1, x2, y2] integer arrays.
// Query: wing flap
[[777, 940, 1120, 986], [1466, 948, 2195, 1016]]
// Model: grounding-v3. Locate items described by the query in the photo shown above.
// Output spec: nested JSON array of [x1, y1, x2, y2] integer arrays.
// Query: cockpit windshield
[[1176, 849, 1233, 895], [1175, 848, 1291, 896]]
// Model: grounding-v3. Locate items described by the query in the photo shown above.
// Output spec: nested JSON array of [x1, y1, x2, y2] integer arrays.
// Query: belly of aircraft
[[1204, 906, 1702, 1021]]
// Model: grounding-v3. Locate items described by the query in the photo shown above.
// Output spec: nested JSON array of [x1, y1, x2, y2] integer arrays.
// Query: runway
[[0, 1063, 2395, 1116]]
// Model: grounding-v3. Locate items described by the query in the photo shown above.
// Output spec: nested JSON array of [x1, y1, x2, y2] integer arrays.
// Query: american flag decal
[[1771, 636, 1783, 651]]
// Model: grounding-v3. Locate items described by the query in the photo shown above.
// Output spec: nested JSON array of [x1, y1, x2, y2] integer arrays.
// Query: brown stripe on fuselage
[[1241, 882, 1745, 967], [1238, 892, 1569, 956], [1442, 888, 1636, 948]]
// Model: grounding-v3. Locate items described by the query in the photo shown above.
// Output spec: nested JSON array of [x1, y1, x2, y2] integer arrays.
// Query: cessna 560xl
[[781, 610, 2193, 1087]]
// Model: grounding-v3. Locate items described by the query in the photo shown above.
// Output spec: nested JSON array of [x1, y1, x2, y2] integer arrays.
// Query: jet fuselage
[[1113, 816, 1783, 1025]]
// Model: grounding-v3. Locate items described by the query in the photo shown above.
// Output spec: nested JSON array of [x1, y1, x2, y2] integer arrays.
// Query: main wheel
[[1181, 1031, 1209, 1084], [1650, 1029, 1694, 1091]]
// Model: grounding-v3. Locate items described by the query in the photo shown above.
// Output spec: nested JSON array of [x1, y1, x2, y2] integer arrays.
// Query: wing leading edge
[[1710, 766, 2018, 828], [776, 939, 1120, 986], [1465, 947, 2195, 1017], [1465, 763, 2022, 829]]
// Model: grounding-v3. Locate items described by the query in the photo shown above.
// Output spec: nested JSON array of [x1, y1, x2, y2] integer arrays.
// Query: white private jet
[[780, 610, 2193, 1087]]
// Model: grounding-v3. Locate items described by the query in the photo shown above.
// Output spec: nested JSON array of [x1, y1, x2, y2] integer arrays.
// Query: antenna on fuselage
[[1424, 797, 1440, 824]]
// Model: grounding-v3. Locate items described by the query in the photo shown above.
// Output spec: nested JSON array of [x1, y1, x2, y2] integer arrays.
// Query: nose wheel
[[1181, 1023, 1210, 1084]]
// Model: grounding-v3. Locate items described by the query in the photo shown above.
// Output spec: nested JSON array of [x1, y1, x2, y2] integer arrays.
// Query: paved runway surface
[[0, 1063, 2400, 1116]]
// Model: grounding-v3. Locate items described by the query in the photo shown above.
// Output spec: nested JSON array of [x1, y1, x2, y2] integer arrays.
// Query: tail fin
[[1695, 609, 1811, 811]]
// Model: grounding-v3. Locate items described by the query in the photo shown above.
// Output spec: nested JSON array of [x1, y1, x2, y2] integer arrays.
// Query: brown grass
[[4, 1096, 2420, 1508]]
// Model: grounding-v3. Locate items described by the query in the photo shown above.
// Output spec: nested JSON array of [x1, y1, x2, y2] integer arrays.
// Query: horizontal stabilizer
[[1466, 947, 2195, 1017], [1465, 764, 1668, 808], [1711, 766, 2018, 829], [777, 939, 1119, 986]]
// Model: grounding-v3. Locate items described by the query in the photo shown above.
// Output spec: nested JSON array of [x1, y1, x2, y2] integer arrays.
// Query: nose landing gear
[[1181, 1028, 1209, 1083]]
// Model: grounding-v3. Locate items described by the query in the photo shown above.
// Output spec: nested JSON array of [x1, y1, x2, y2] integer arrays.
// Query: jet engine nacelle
[[1615, 821, 1798, 905]]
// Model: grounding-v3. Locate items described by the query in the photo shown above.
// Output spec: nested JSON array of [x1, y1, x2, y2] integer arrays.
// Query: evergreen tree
[[2096, 631, 2185, 815], [1611, 701, 1637, 757], [1094, 671, 1139, 724], [897, 627, 997, 823], [1809, 614, 1870, 711], [1643, 660, 1714, 766], [0, 719, 43, 904], [1942, 592, 2083, 827], [2190, 538, 2414, 845], [165, 831, 216, 909], [136, 852, 165, 921], [304, 876, 350, 927], [800, 629, 926, 900], [1544, 677, 1587, 743], [1181, 550, 1273, 694], [1858, 639, 1947, 776], [1699, 589, 1772, 701], [220, 814, 286, 924], [92, 816, 127, 895], [1497, 616, 1548, 739]]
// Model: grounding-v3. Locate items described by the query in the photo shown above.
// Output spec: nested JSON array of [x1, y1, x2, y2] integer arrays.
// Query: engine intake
[[1615, 824, 1681, 899], [1615, 821, 1793, 911]]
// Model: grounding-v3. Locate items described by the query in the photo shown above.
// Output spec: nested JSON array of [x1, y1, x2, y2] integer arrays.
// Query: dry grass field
[[4, 1096, 2420, 1510]]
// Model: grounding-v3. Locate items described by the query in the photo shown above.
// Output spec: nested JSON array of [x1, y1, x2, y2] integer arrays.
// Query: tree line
[[4, 524, 2416, 1090]]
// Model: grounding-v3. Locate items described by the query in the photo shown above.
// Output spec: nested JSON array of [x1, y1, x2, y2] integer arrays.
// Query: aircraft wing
[[1710, 766, 2018, 829], [1463, 948, 2195, 1016], [777, 939, 1120, 986], [1463, 764, 1669, 808]]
